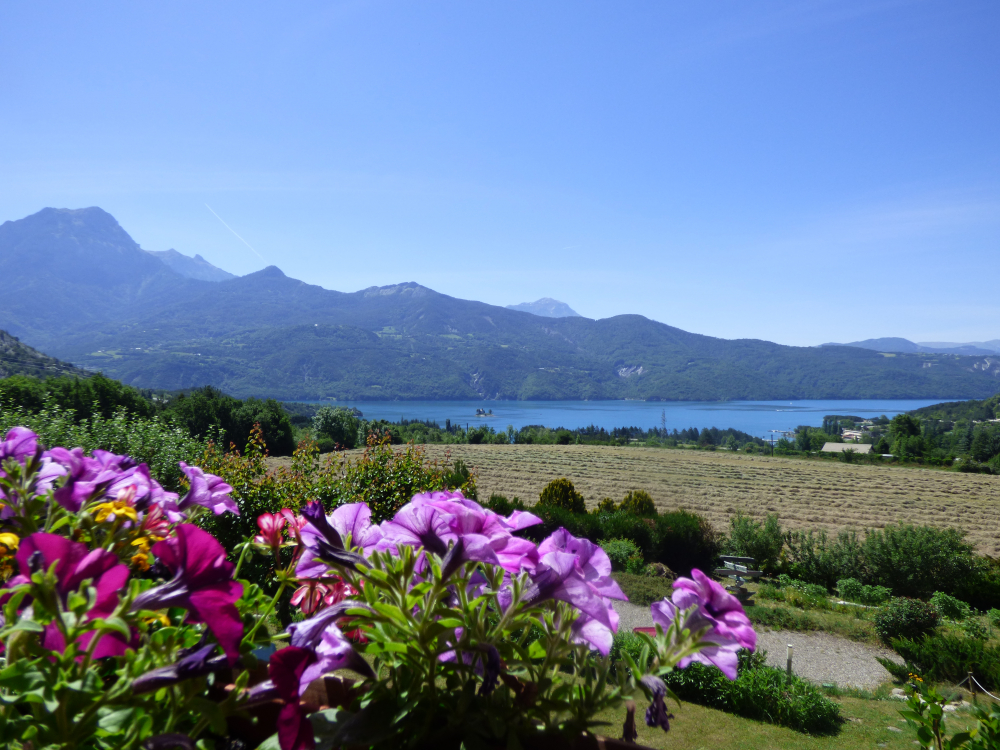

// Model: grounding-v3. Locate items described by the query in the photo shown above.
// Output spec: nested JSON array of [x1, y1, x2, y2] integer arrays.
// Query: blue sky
[[1, 1, 997, 346]]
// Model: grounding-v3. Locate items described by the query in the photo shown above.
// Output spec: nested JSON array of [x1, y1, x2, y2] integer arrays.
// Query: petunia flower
[[268, 646, 317, 750], [131, 524, 244, 663], [295, 502, 377, 578], [13, 533, 130, 658], [177, 462, 237, 516], [254, 512, 286, 552], [131, 643, 230, 694], [0, 427, 39, 464], [639, 675, 673, 732], [650, 568, 756, 680], [537, 528, 627, 601]]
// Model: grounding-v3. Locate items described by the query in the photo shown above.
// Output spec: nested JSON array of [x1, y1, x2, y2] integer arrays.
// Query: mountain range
[[823, 338, 1000, 356], [145, 248, 236, 282], [2, 206, 999, 401], [505, 298, 582, 318]]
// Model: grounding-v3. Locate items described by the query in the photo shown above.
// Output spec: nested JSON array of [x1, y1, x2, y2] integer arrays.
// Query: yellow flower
[[131, 551, 151, 571], [0, 532, 19, 555], [131, 537, 151, 553], [93, 501, 138, 524]]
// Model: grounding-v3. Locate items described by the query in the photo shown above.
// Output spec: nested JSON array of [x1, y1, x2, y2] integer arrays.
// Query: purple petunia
[[176, 462, 237, 516], [296, 502, 383, 578], [650, 568, 756, 680]]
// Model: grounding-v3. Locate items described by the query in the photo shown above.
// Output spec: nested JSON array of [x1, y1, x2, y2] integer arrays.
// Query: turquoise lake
[[313, 399, 944, 438]]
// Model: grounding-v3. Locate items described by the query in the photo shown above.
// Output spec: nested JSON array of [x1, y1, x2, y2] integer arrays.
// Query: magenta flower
[[268, 646, 317, 750], [177, 462, 237, 516], [131, 524, 244, 663], [13, 533, 130, 658], [650, 568, 756, 680]]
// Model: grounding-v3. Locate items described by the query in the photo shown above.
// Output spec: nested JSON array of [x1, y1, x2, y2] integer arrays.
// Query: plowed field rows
[[412, 445, 1000, 555]]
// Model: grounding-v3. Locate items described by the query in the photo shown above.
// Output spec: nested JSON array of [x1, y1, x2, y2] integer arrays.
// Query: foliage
[[784, 528, 864, 590], [658, 649, 841, 734], [890, 633, 1000, 691], [199, 431, 478, 590], [600, 538, 645, 573], [930, 591, 973, 621], [521, 506, 720, 577], [0, 428, 282, 750], [164, 386, 296, 456], [537, 477, 585, 513], [610, 572, 674, 606], [619, 489, 657, 517], [864, 524, 976, 599], [744, 605, 821, 632], [727, 512, 784, 573], [836, 578, 891, 606], [312, 405, 361, 449], [0, 401, 212, 492], [483, 493, 526, 516], [872, 598, 940, 643], [988, 608, 1000, 627], [0, 373, 157, 421]]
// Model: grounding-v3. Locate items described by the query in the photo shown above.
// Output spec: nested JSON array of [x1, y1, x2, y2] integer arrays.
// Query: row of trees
[[0, 375, 296, 455]]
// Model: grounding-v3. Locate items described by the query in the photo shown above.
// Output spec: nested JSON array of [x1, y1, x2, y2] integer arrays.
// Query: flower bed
[[0, 426, 757, 750]]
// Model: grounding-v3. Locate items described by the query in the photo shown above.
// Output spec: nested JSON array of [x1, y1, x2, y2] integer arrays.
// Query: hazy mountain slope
[[146, 249, 236, 281], [0, 207, 203, 351], [0, 330, 89, 379], [824, 337, 999, 356], [505, 298, 582, 318], [4, 207, 1000, 401]]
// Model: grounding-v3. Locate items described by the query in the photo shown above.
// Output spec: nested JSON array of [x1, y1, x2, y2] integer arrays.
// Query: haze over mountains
[[2, 207, 999, 401], [824, 338, 1000, 356], [145, 249, 236, 282]]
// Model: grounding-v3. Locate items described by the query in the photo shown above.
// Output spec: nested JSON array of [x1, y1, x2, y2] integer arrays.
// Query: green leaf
[[382, 642, 408, 653], [436, 618, 463, 628], [98, 708, 136, 733], [7, 619, 44, 634], [92, 616, 131, 640], [256, 736, 281, 750], [528, 641, 546, 659]]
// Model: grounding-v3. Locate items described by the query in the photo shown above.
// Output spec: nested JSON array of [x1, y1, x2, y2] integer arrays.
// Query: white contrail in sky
[[204, 204, 265, 260]]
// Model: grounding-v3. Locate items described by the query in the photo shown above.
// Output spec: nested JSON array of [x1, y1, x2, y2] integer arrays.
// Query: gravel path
[[612, 601, 901, 690]]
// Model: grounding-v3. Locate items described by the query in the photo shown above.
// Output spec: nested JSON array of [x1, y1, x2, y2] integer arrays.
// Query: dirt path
[[613, 600, 900, 690]]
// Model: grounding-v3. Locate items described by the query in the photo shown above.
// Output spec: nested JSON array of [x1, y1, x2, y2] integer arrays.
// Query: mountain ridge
[[505, 298, 582, 318], [3, 207, 1000, 401]]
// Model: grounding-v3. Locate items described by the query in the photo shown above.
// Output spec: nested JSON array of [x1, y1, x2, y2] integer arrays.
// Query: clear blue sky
[[2, 1, 997, 346]]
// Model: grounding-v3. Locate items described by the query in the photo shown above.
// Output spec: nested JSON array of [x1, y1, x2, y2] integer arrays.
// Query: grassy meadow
[[400, 445, 1000, 554]]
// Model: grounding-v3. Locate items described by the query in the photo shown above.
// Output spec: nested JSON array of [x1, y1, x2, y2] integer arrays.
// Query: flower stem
[[242, 579, 289, 645]]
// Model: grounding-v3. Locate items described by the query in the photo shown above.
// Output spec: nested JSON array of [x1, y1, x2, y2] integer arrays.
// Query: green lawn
[[592, 695, 985, 750]]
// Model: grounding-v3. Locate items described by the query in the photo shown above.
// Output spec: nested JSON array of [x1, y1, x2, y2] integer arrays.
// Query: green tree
[[313, 406, 361, 449]]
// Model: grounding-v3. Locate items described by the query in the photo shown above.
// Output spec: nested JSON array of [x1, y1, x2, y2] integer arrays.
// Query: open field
[[411, 445, 1000, 555]]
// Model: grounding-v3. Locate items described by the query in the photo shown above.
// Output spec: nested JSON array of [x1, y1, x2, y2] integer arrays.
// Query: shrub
[[537, 477, 585, 513], [600, 538, 643, 572], [891, 633, 1000, 691], [619, 489, 657, 517], [661, 650, 841, 734], [744, 605, 820, 632], [0, 402, 211, 492], [726, 512, 784, 573], [930, 591, 972, 621], [873, 598, 939, 643], [837, 578, 891, 606], [596, 497, 617, 513], [485, 493, 526, 516], [955, 557, 1000, 612], [862, 524, 975, 599], [610, 572, 674, 606], [963, 618, 988, 641], [653, 509, 722, 576], [785, 528, 864, 590], [988, 608, 1000, 627]]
